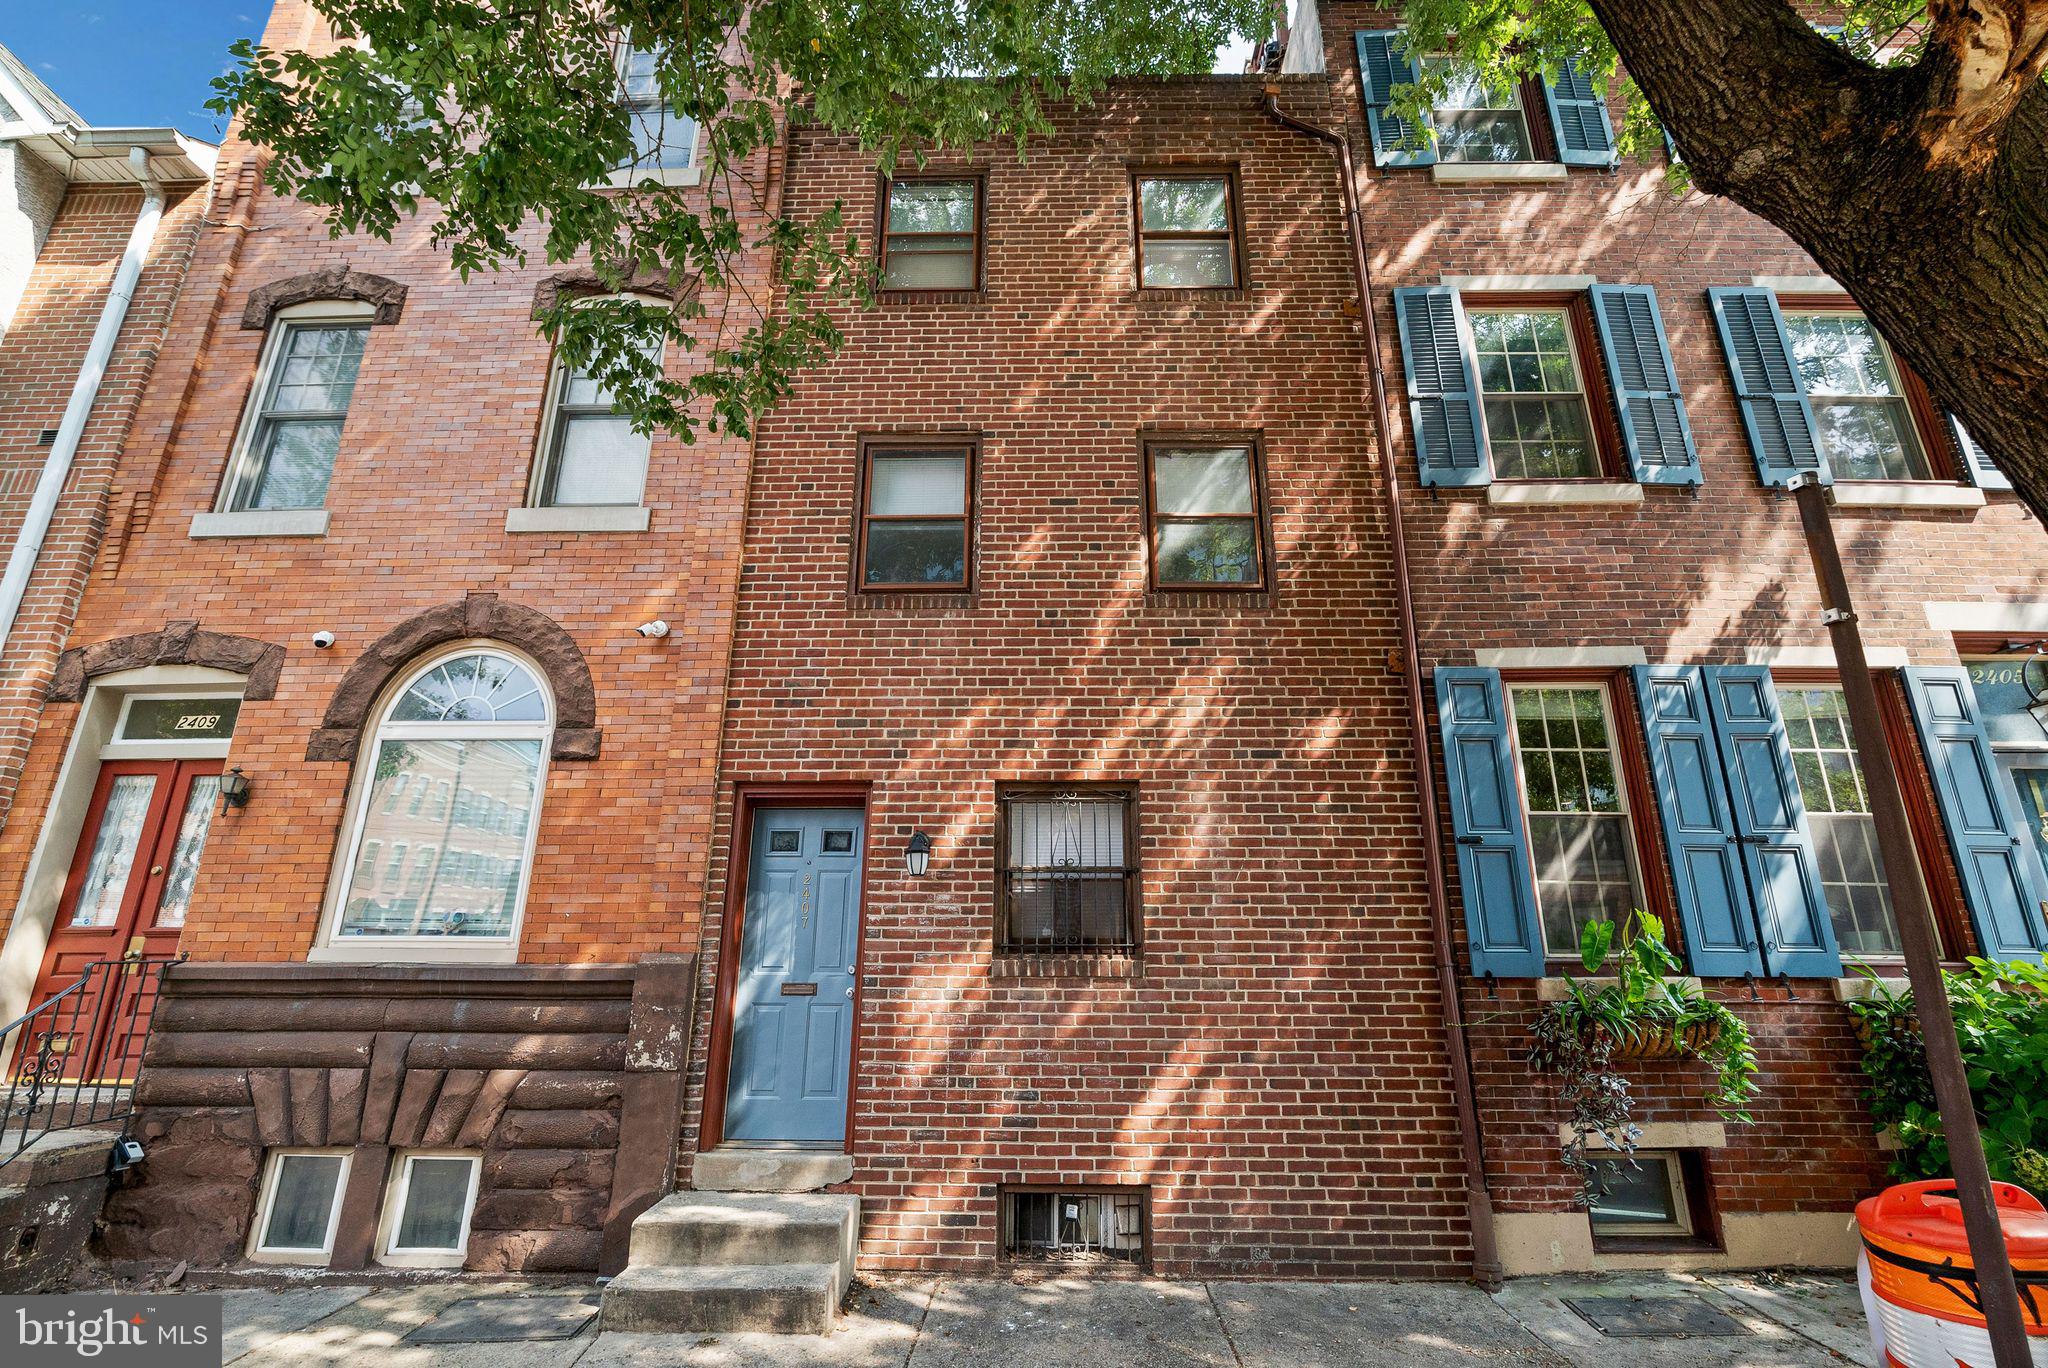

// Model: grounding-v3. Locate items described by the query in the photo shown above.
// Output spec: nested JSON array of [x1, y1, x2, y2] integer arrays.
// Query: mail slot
[[779, 982, 818, 997]]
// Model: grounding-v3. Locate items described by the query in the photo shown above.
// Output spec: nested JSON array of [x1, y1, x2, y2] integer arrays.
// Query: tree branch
[[1918, 0, 2048, 164]]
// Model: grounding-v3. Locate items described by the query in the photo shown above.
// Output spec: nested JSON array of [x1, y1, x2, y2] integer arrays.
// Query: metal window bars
[[1000, 790, 1135, 954], [2, 953, 181, 1167], [1003, 1189, 1147, 1264]]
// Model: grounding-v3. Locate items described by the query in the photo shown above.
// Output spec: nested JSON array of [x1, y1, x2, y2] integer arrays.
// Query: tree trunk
[[1588, 0, 2048, 521]]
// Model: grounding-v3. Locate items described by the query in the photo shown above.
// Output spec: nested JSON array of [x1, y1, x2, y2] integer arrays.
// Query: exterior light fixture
[[218, 766, 252, 813], [2021, 651, 2048, 743], [904, 830, 933, 878]]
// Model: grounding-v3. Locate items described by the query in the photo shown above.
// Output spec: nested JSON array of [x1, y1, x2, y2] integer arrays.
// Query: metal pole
[[1789, 473, 2031, 1367]]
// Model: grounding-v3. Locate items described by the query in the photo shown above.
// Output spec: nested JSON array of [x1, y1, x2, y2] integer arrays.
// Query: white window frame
[[375, 1149, 482, 1268], [1773, 681, 1908, 960], [1586, 1149, 1695, 1239], [524, 296, 663, 514], [1465, 304, 1602, 482], [1503, 679, 1647, 959], [310, 643, 554, 965], [1418, 55, 1536, 164], [100, 689, 242, 761], [215, 300, 378, 517], [1779, 308, 1936, 483], [248, 1147, 353, 1265], [602, 44, 701, 188]]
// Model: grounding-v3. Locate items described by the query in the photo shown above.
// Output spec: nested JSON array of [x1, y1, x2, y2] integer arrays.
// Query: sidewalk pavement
[[144, 1267, 1880, 1367]]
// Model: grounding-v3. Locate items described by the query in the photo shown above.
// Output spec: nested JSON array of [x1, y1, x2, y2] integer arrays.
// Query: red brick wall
[[1317, 2, 2046, 1232], [679, 78, 1474, 1278], [0, 182, 206, 847], [0, 0, 769, 967]]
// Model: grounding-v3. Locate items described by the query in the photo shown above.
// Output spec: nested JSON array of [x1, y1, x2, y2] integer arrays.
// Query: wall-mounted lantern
[[218, 766, 252, 813], [904, 830, 933, 878]]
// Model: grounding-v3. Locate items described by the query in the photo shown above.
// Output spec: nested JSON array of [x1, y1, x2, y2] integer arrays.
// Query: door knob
[[845, 986, 855, 999], [150, 865, 164, 876]]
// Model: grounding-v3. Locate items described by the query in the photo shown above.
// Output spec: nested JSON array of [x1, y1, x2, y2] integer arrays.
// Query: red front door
[[17, 759, 221, 1081]]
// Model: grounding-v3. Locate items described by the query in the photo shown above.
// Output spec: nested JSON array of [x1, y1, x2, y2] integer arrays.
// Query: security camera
[[311, 630, 336, 650], [635, 620, 670, 639]]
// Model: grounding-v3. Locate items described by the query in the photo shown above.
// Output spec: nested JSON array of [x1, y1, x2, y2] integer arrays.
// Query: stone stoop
[[0, 1127, 124, 1292], [601, 1190, 860, 1336]]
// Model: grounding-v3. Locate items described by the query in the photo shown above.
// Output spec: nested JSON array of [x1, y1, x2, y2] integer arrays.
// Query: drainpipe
[[0, 146, 164, 661], [1260, 87, 1504, 1289]]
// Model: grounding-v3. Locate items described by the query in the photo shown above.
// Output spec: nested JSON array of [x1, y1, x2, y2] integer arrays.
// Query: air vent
[[37, 429, 58, 446]]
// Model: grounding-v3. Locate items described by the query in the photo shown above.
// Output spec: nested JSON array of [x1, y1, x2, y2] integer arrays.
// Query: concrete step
[[692, 1148, 852, 1193], [628, 1191, 858, 1270], [601, 1262, 840, 1335]]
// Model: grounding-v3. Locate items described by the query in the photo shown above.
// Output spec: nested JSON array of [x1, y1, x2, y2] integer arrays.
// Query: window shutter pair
[[1902, 668, 2048, 962], [1635, 666, 1840, 978], [1394, 285, 1699, 487], [1709, 287, 2008, 491], [1355, 33, 1616, 168]]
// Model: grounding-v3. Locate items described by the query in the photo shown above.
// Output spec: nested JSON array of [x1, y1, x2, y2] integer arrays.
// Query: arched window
[[326, 648, 552, 950]]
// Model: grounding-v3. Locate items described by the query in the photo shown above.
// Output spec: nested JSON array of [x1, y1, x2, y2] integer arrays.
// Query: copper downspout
[[1260, 86, 1504, 1289]]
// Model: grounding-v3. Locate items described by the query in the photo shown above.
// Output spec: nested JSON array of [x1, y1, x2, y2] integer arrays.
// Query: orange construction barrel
[[1857, 1179, 2048, 1366]]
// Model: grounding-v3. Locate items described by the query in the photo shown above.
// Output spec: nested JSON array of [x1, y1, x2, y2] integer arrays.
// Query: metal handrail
[[1, 953, 182, 1167]]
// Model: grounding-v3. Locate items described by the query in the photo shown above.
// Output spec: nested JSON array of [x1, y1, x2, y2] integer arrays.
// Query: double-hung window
[[223, 315, 369, 511], [1774, 684, 1903, 957], [532, 335, 660, 508], [856, 439, 973, 591], [1134, 173, 1237, 289], [1417, 57, 1534, 163], [615, 45, 695, 179], [998, 786, 1138, 955], [1143, 439, 1267, 589], [878, 178, 981, 292], [1469, 307, 1600, 480], [1507, 682, 1646, 957], [1780, 309, 1931, 481]]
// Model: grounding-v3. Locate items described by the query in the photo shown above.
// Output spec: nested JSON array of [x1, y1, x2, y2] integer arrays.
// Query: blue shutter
[[1542, 56, 1618, 168], [1394, 287, 1491, 487], [1634, 667, 1764, 976], [1356, 30, 1435, 167], [1590, 285, 1701, 485], [1707, 287, 1827, 487], [1435, 668, 1544, 977], [1702, 666, 1841, 977], [1902, 667, 2048, 962], [1953, 417, 2011, 490]]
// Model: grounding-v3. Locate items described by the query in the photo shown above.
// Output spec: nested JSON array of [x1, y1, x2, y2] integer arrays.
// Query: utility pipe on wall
[[0, 146, 163, 661], [1259, 87, 1504, 1288]]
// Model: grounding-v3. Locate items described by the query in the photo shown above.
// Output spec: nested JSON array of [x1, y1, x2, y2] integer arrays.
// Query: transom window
[[1470, 309, 1598, 480], [1508, 684, 1644, 956], [1782, 310, 1931, 481], [1134, 175, 1236, 289], [618, 46, 695, 172], [1775, 685, 1902, 957], [330, 650, 551, 946], [998, 787, 1138, 955], [532, 334, 660, 508], [1418, 57, 1533, 162], [879, 179, 980, 292], [1144, 441, 1266, 589], [224, 320, 368, 511], [857, 441, 973, 590]]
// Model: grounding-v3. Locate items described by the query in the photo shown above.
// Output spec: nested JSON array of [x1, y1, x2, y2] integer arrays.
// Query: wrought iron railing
[[1, 953, 181, 1167]]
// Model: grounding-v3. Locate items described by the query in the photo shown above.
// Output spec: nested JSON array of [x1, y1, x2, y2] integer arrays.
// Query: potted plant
[[1528, 910, 1759, 1201]]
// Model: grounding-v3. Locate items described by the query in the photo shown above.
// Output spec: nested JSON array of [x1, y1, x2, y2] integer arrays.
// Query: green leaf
[[1579, 918, 1615, 974]]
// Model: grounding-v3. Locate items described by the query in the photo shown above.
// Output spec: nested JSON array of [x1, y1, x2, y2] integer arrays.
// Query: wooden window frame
[[1413, 53, 1553, 165], [1460, 289, 1629, 483], [997, 1183, 1151, 1270], [1588, 1149, 1722, 1254], [1497, 669, 1675, 963], [993, 782, 1141, 958], [1774, 294, 1965, 484], [874, 172, 986, 297], [1138, 432, 1273, 593], [851, 434, 978, 594], [1130, 166, 1244, 293]]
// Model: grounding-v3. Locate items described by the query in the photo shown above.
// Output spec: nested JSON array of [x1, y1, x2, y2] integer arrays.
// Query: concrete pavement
[[129, 1268, 1878, 1366]]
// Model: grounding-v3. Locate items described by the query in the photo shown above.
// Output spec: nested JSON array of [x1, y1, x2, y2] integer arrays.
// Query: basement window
[[1000, 1186, 1147, 1266], [377, 1150, 481, 1268], [1587, 1150, 1715, 1249], [249, 1148, 351, 1264]]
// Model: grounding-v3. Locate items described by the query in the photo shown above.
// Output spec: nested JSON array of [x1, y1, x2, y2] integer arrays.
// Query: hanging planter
[[1528, 912, 1760, 1206]]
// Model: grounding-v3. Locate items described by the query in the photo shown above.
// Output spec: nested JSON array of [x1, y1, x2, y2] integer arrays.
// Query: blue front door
[[723, 808, 865, 1143]]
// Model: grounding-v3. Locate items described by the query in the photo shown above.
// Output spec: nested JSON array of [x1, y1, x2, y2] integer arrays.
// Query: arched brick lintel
[[241, 267, 409, 330], [47, 622, 287, 703], [305, 592, 600, 763], [530, 266, 698, 319]]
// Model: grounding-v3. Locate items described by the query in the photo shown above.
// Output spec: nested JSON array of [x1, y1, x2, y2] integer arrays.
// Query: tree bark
[[1588, 0, 2048, 521]]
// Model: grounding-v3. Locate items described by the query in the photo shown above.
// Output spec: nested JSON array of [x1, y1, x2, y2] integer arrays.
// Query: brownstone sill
[[990, 955, 1142, 980]]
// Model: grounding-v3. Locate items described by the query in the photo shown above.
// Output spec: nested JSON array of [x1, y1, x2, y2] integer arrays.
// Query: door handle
[[150, 865, 164, 877], [845, 986, 855, 999]]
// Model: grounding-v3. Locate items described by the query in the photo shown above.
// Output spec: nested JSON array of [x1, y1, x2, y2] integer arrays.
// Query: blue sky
[[4, 3, 258, 139]]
